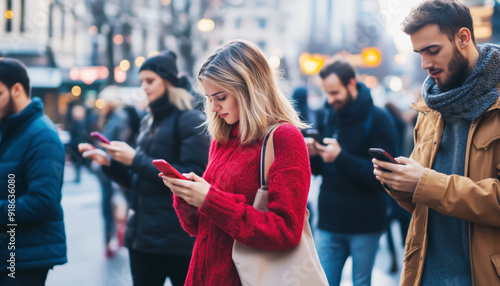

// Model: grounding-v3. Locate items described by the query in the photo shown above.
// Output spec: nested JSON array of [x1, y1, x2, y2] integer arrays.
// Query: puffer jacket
[[388, 86, 500, 285], [103, 96, 211, 255], [0, 98, 66, 272]]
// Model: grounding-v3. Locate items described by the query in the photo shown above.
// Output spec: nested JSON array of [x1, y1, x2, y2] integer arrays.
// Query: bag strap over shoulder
[[260, 124, 284, 187]]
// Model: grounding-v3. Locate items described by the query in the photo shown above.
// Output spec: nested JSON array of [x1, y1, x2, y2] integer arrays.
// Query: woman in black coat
[[80, 51, 211, 286]]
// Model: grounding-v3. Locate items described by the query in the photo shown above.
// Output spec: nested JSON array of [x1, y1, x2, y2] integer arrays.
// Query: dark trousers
[[129, 248, 191, 286], [0, 268, 49, 286]]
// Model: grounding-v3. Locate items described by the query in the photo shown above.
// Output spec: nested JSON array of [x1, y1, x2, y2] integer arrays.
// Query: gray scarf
[[422, 44, 500, 121]]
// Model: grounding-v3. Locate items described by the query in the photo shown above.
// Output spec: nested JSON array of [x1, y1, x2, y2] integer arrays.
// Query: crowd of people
[[1, 0, 500, 285]]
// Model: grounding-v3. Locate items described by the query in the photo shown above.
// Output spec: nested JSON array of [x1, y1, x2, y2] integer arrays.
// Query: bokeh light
[[119, 60, 130, 71], [88, 25, 98, 36], [135, 56, 146, 67], [71, 86, 82, 96], [5, 10, 13, 19], [113, 34, 124, 45], [197, 18, 215, 32], [268, 55, 281, 68]]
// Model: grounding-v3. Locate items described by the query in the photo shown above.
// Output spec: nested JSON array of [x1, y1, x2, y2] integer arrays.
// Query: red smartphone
[[152, 159, 188, 180], [368, 148, 399, 172], [91, 132, 111, 144]]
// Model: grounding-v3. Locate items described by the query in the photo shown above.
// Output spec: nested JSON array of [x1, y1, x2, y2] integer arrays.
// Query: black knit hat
[[139, 50, 180, 86]]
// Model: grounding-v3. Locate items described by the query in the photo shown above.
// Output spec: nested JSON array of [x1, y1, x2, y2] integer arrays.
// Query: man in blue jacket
[[306, 59, 397, 286], [0, 58, 66, 285]]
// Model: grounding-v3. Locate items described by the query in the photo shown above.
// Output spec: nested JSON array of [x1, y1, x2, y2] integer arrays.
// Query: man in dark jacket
[[306, 59, 397, 286], [0, 58, 66, 285]]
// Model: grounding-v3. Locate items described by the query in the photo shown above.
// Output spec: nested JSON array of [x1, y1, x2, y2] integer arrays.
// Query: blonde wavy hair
[[165, 83, 192, 111], [198, 39, 307, 144]]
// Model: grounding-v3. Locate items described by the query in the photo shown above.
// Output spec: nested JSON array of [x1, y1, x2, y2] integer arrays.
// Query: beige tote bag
[[232, 125, 329, 286]]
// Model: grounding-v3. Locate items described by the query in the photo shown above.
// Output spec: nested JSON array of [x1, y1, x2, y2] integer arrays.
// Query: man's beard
[[0, 91, 16, 121], [438, 46, 470, 92], [334, 89, 354, 112]]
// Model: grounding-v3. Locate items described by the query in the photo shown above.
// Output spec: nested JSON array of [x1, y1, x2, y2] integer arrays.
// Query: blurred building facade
[[195, 0, 312, 88], [1, 0, 499, 124]]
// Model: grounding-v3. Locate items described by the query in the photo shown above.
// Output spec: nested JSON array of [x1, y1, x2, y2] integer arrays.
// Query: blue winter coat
[[0, 98, 67, 272]]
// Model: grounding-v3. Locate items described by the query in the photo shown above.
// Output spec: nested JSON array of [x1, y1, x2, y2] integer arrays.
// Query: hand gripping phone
[[152, 159, 189, 180], [90, 132, 111, 144], [302, 129, 327, 146], [368, 148, 399, 172]]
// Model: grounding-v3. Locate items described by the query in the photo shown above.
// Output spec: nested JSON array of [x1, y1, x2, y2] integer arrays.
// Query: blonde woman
[[161, 40, 311, 285], [80, 51, 210, 286]]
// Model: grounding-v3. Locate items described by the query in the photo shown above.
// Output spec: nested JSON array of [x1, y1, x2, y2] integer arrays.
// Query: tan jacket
[[389, 87, 500, 286]]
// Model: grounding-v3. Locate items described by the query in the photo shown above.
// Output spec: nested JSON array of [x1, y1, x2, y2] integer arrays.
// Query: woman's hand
[[100, 141, 136, 166], [78, 143, 95, 153], [161, 172, 211, 208], [79, 143, 111, 166]]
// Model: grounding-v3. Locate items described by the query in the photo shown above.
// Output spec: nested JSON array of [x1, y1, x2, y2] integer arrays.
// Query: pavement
[[45, 165, 403, 286]]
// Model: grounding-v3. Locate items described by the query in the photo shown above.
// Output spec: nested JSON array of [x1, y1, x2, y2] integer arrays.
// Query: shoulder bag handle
[[260, 124, 284, 188]]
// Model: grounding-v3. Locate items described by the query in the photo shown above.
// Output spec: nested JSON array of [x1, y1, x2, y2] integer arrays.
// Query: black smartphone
[[302, 129, 327, 146], [368, 148, 399, 172]]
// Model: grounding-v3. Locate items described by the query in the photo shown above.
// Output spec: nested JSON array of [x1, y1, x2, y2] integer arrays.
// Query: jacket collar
[[485, 83, 500, 112], [0, 97, 42, 142], [411, 99, 433, 114], [149, 92, 176, 121], [336, 82, 373, 123]]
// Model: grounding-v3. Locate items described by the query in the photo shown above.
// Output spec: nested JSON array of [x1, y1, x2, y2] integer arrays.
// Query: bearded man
[[0, 58, 67, 285], [306, 59, 398, 286], [373, 1, 500, 285]]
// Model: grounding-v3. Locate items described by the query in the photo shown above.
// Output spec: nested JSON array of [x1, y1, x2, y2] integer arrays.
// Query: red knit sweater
[[173, 123, 311, 285]]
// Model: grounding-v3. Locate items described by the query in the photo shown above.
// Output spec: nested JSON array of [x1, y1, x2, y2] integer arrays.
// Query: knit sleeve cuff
[[173, 194, 200, 236], [198, 186, 245, 225]]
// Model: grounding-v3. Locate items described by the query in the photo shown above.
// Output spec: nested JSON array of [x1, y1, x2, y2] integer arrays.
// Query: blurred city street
[[45, 164, 135, 286], [1, 0, 498, 285], [45, 165, 403, 286]]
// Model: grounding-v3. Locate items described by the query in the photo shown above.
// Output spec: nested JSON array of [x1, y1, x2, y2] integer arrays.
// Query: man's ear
[[457, 27, 471, 48], [10, 83, 25, 98], [347, 78, 357, 94]]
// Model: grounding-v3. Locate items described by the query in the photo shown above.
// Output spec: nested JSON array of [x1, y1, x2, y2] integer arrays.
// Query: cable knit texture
[[173, 123, 311, 285]]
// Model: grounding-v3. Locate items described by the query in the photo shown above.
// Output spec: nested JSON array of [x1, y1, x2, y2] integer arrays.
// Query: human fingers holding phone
[[78, 143, 96, 153], [100, 141, 137, 166], [304, 137, 319, 156], [372, 155, 425, 193], [160, 172, 211, 208], [315, 138, 341, 163], [80, 146, 111, 166]]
